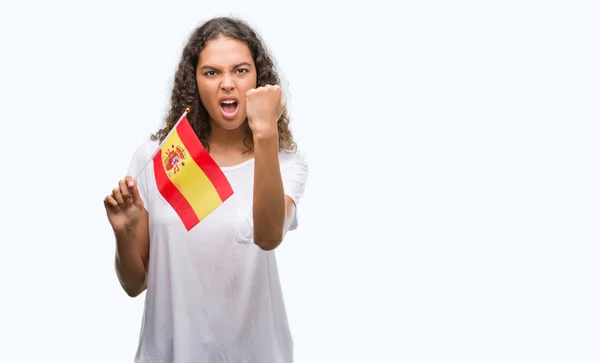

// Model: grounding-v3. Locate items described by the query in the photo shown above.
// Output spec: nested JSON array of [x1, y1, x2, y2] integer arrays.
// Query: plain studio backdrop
[[0, 0, 598, 362]]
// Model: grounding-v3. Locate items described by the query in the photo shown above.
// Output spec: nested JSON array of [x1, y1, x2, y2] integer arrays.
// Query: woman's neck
[[207, 123, 254, 160]]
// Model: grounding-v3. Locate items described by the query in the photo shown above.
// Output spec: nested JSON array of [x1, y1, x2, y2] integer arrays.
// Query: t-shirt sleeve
[[281, 151, 309, 231], [126, 139, 156, 211]]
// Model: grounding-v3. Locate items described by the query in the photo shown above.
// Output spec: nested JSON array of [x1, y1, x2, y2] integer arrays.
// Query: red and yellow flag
[[152, 109, 234, 231]]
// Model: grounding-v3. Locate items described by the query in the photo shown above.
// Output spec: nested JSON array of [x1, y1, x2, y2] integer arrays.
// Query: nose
[[221, 76, 234, 91]]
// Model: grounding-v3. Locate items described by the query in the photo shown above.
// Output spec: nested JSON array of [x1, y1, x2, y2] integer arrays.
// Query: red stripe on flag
[[153, 149, 200, 231], [176, 117, 234, 202]]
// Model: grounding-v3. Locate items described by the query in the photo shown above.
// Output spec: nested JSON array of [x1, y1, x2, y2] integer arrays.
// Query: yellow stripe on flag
[[161, 130, 223, 221]]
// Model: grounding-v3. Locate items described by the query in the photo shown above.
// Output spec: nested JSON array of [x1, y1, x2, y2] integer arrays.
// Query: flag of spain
[[152, 111, 234, 231]]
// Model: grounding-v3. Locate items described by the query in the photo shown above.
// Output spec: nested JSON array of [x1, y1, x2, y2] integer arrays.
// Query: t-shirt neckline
[[219, 158, 255, 172]]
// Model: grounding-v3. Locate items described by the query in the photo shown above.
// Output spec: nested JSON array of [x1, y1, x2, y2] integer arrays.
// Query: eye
[[204, 70, 218, 76], [236, 68, 249, 74]]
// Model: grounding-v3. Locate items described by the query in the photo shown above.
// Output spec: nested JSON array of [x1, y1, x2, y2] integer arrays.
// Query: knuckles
[[245, 84, 281, 98], [106, 176, 140, 208]]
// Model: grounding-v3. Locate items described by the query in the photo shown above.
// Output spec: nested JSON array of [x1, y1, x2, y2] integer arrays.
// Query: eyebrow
[[199, 62, 252, 71]]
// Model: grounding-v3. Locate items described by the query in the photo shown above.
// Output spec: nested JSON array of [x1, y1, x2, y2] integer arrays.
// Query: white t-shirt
[[125, 138, 309, 363]]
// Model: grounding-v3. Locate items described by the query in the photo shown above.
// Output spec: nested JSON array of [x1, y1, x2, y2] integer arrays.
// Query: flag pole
[[134, 107, 190, 179]]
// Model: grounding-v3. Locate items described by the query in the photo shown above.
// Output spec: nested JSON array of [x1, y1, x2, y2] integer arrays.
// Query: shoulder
[[278, 149, 308, 170], [278, 149, 309, 184], [133, 137, 160, 159], [127, 137, 160, 177]]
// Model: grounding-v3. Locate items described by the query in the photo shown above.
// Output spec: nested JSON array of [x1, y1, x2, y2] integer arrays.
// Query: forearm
[[252, 132, 286, 250], [114, 230, 147, 297]]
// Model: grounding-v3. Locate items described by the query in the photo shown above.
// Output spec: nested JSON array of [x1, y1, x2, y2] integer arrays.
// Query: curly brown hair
[[151, 16, 296, 153]]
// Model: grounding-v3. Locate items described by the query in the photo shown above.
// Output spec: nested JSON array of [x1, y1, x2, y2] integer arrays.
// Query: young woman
[[103, 16, 308, 363]]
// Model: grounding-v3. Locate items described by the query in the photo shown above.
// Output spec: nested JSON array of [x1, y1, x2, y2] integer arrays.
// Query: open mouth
[[221, 99, 238, 112], [220, 99, 239, 120]]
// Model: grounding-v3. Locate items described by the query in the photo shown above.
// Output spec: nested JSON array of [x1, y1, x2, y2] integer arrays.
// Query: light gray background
[[1, 0, 598, 362]]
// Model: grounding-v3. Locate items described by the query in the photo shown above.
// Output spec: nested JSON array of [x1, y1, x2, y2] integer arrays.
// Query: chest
[[145, 165, 256, 250]]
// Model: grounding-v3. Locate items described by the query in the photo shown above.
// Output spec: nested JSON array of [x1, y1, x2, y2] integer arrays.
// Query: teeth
[[221, 100, 236, 104]]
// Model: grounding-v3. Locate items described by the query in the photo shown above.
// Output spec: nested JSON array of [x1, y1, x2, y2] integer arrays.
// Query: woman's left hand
[[246, 84, 285, 138]]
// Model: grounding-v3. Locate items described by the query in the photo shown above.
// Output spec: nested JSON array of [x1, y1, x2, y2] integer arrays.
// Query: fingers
[[267, 85, 285, 110], [246, 84, 282, 95], [126, 176, 144, 207], [105, 178, 134, 209], [247, 85, 285, 108], [104, 195, 118, 208], [121, 179, 132, 203]]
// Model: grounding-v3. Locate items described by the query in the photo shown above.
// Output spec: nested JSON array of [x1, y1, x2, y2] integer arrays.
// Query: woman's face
[[196, 35, 257, 131]]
